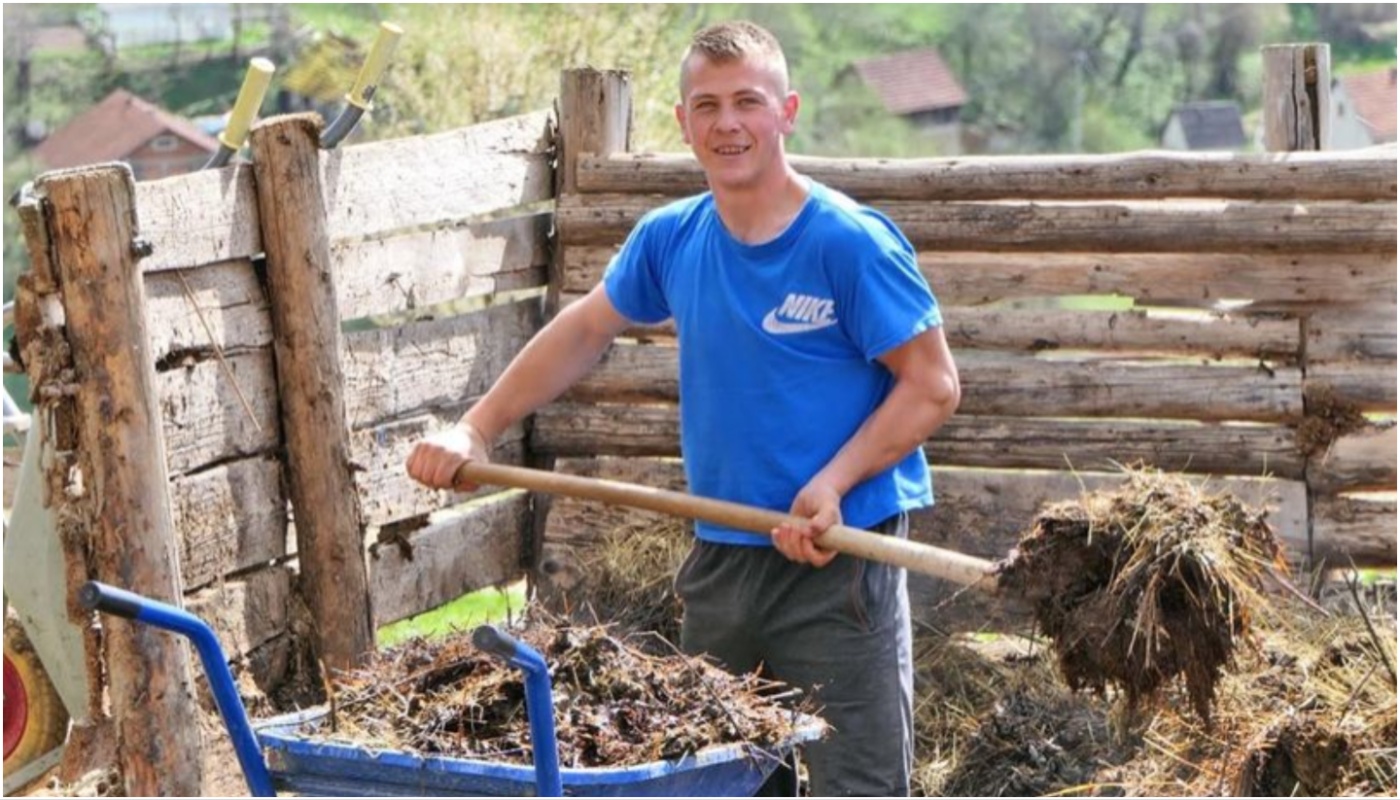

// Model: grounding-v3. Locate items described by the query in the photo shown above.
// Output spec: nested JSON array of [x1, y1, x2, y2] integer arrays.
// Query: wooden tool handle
[[456, 461, 998, 591]]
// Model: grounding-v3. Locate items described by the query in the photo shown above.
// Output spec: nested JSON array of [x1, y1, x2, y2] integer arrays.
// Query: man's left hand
[[772, 481, 842, 567]]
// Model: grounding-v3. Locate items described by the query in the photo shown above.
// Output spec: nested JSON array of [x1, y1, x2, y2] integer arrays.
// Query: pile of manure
[[305, 620, 817, 768], [997, 468, 1287, 723]]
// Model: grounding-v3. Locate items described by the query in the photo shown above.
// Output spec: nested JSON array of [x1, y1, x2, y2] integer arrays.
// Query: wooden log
[[1305, 364, 1398, 413], [1263, 44, 1331, 152], [39, 164, 202, 796], [530, 403, 1306, 479], [185, 567, 292, 658], [1306, 305, 1397, 362], [144, 260, 273, 358], [171, 456, 287, 591], [555, 295, 1301, 360], [556, 193, 1396, 253], [334, 212, 551, 321], [553, 68, 632, 317], [1311, 493, 1396, 569], [320, 110, 554, 243], [133, 164, 261, 272], [251, 114, 373, 671], [341, 299, 542, 429], [944, 306, 1299, 359], [578, 148, 1396, 201], [564, 247, 1397, 306], [352, 411, 529, 528], [1308, 424, 1398, 494], [369, 492, 529, 626], [156, 349, 281, 476], [566, 344, 1303, 422]]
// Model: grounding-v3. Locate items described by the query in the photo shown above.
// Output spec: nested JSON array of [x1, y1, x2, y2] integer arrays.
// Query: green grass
[[377, 581, 528, 649]]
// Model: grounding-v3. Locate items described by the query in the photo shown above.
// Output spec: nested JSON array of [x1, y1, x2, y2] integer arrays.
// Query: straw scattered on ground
[[996, 468, 1286, 724], [303, 619, 818, 769], [910, 597, 1397, 797]]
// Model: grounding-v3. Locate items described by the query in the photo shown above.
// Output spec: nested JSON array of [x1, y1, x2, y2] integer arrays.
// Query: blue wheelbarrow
[[79, 582, 822, 797]]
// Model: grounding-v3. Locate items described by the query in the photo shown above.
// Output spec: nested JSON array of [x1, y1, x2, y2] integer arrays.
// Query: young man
[[406, 21, 959, 796]]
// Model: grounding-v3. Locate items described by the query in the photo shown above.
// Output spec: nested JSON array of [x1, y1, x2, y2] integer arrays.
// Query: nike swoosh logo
[[761, 310, 839, 335]]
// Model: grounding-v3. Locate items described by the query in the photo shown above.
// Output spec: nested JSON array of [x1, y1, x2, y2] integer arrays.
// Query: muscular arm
[[772, 325, 960, 565], [406, 284, 632, 488]]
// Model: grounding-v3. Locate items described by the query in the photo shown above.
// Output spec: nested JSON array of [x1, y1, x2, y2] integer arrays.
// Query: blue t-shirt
[[603, 181, 942, 545]]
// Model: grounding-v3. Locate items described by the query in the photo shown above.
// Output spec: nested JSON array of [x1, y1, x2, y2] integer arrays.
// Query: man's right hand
[[405, 422, 492, 491]]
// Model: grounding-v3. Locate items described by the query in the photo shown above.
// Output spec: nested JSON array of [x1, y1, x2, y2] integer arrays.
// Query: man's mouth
[[713, 144, 751, 156]]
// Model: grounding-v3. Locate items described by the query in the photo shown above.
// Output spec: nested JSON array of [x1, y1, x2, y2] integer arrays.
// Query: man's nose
[[715, 103, 742, 131]]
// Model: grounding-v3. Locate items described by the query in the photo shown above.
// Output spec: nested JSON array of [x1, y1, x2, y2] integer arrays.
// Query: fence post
[[1262, 43, 1331, 152], [33, 164, 203, 796], [552, 69, 632, 313], [529, 70, 634, 583], [249, 114, 374, 671]]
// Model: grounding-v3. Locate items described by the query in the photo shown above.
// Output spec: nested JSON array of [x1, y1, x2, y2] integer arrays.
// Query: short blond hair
[[680, 21, 790, 98]]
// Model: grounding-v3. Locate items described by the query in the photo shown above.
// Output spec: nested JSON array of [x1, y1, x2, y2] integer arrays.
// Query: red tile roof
[[33, 88, 219, 171], [1339, 68, 1398, 143], [853, 48, 968, 115]]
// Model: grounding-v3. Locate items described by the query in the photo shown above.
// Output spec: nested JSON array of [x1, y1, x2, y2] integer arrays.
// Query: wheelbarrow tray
[[255, 707, 825, 797]]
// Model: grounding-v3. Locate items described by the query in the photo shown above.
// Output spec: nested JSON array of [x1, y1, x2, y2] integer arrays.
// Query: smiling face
[[675, 53, 799, 194]]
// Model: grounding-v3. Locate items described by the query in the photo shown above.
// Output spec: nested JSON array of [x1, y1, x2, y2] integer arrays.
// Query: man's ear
[[674, 102, 692, 145], [781, 91, 800, 134]]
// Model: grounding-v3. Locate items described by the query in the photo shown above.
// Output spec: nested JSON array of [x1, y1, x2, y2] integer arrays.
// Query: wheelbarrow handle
[[78, 582, 276, 798], [456, 461, 1000, 590], [472, 626, 563, 797]]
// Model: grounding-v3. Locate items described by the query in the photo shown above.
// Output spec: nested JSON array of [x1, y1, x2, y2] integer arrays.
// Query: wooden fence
[[535, 69, 1398, 631], [11, 65, 1395, 793]]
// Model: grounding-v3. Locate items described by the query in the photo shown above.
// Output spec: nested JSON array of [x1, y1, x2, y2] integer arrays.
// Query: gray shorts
[[674, 514, 913, 797]]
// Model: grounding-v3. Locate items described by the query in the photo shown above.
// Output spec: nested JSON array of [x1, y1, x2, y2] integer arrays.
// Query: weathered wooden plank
[[342, 299, 542, 429], [555, 294, 1300, 360], [334, 212, 551, 320], [43, 164, 202, 795], [171, 456, 287, 592], [563, 247, 1397, 306], [1311, 493, 1397, 569], [352, 410, 529, 528], [943, 306, 1300, 359], [924, 252, 1399, 307], [185, 566, 292, 658], [253, 113, 373, 671], [1306, 305, 1397, 362], [369, 492, 529, 626], [1308, 424, 1398, 494], [556, 193, 1397, 252], [531, 404, 1306, 479], [135, 164, 261, 272], [1306, 363, 1398, 412], [321, 110, 554, 242], [567, 345, 1302, 422], [157, 349, 281, 476], [577, 149, 1398, 201], [144, 259, 272, 358]]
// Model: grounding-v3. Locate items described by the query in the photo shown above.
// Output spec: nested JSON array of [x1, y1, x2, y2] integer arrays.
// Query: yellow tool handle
[[456, 461, 999, 591], [347, 22, 405, 110], [218, 57, 275, 151]]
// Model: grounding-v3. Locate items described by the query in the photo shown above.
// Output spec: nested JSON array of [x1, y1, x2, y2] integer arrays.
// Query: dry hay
[[571, 515, 689, 645], [910, 632, 1130, 797], [304, 619, 818, 768], [997, 467, 1285, 724], [908, 604, 1396, 796]]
